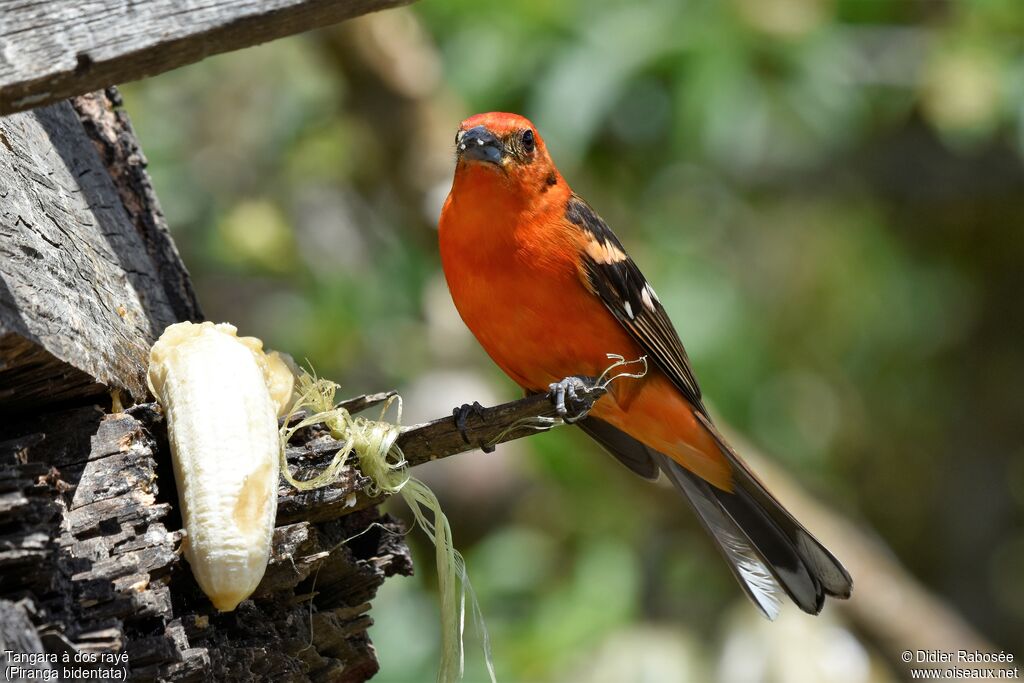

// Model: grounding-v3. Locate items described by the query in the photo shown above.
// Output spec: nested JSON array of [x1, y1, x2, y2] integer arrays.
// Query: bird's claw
[[548, 376, 599, 423], [452, 401, 495, 453]]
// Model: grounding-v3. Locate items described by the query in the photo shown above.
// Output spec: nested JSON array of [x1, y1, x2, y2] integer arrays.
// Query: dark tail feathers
[[579, 416, 852, 619]]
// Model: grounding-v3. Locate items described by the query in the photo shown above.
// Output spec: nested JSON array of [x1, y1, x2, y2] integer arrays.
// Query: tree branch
[[276, 384, 600, 521], [397, 389, 593, 467]]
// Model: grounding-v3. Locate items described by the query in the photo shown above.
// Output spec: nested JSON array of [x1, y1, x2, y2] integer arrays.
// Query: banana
[[147, 321, 294, 611]]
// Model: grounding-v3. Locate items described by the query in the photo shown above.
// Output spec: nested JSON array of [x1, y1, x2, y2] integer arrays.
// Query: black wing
[[567, 195, 707, 416]]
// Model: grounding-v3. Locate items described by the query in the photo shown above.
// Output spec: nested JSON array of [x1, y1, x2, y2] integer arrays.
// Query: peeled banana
[[147, 321, 293, 611]]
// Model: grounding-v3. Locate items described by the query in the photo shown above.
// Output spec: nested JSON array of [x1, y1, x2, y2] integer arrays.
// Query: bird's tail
[[579, 416, 852, 619]]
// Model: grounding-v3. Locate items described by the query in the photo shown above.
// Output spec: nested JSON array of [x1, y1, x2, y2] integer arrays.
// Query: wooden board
[[0, 0, 414, 115]]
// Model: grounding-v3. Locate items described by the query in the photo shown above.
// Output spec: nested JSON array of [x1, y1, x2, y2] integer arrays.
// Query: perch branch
[[397, 389, 595, 467], [276, 382, 603, 523]]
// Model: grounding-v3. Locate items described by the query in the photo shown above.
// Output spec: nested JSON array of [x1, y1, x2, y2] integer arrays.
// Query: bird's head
[[451, 112, 564, 200]]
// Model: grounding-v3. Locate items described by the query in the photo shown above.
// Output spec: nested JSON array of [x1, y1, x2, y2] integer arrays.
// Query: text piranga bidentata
[[438, 112, 852, 617]]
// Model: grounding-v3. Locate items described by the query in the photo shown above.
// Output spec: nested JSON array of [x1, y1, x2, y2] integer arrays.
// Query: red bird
[[438, 112, 852, 617]]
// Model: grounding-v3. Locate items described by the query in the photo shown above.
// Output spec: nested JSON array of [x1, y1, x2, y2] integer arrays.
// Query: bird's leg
[[548, 375, 600, 423], [452, 401, 495, 453]]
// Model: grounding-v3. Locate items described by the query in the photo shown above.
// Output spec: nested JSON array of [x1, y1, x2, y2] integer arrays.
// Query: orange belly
[[439, 218, 731, 490], [446, 257, 641, 388]]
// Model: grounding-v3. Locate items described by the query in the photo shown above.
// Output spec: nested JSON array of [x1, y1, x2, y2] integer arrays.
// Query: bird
[[437, 111, 852, 618]]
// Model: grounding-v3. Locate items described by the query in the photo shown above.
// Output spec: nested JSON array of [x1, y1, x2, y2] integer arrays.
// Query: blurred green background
[[121, 0, 1024, 680]]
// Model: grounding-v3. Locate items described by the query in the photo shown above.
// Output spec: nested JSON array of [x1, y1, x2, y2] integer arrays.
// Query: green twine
[[279, 370, 495, 683]]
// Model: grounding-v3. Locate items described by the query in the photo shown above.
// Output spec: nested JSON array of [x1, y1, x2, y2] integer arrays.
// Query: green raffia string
[[278, 369, 495, 683]]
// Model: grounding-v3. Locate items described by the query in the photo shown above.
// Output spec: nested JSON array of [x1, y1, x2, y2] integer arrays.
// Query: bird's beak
[[457, 126, 503, 166]]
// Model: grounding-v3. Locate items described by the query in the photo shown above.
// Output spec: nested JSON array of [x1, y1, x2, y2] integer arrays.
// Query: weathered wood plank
[[0, 0, 415, 116], [0, 91, 198, 411]]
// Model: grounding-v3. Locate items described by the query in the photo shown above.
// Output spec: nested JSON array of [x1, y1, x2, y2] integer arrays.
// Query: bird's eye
[[521, 129, 535, 154]]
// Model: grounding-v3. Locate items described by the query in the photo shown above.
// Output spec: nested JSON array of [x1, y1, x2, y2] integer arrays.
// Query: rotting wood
[[0, 0, 416, 116], [0, 404, 412, 682]]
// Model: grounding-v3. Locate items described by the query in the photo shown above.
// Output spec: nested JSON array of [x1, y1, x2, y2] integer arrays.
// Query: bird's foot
[[452, 401, 495, 453], [548, 375, 600, 423]]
